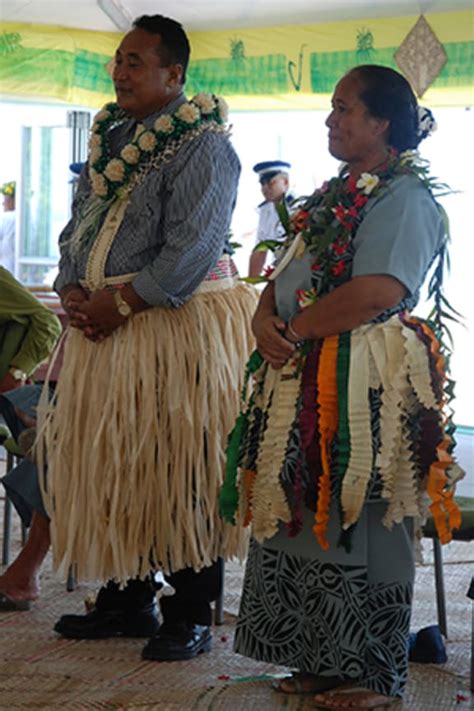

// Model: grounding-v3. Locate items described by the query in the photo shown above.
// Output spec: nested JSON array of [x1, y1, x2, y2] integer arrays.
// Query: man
[[41, 15, 257, 661], [248, 160, 292, 277], [0, 181, 16, 274]]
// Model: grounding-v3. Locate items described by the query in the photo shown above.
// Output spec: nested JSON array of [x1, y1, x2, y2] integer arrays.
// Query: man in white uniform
[[248, 160, 292, 277]]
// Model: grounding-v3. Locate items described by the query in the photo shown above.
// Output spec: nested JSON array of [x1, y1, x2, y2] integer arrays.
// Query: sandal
[[313, 686, 401, 710], [272, 672, 342, 695]]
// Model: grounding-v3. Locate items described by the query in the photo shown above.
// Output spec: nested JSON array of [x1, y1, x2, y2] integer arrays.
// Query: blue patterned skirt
[[234, 501, 414, 698]]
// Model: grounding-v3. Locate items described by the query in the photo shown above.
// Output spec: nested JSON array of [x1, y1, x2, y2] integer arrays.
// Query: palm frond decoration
[[230, 38, 246, 63], [356, 28, 375, 59], [0, 32, 23, 57]]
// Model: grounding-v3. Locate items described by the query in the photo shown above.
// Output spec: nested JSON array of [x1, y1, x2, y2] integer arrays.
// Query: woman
[[220, 65, 463, 709]]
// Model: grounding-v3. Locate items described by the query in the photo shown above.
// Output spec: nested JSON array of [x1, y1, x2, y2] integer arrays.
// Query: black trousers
[[95, 558, 223, 626]]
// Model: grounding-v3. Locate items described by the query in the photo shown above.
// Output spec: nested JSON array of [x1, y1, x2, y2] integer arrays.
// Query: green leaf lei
[[268, 149, 461, 354], [273, 149, 453, 290], [244, 149, 454, 288]]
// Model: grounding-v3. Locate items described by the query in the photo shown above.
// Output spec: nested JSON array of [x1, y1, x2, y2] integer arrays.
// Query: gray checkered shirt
[[55, 94, 241, 307]]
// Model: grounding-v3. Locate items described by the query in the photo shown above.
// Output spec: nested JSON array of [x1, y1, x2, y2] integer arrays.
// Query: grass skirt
[[38, 284, 257, 583]]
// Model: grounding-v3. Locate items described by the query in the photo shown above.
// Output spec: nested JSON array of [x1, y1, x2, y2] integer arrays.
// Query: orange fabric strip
[[241, 469, 257, 527], [313, 335, 339, 550], [405, 316, 461, 543]]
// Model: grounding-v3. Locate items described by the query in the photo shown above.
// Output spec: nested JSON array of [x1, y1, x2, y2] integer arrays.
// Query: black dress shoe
[[54, 605, 160, 639], [141, 621, 212, 661]]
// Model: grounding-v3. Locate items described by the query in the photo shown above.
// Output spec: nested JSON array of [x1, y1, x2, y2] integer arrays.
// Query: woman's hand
[[253, 312, 295, 369]]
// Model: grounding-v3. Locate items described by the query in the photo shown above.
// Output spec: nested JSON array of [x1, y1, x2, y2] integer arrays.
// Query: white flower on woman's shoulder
[[192, 92, 215, 114], [356, 173, 379, 195], [104, 158, 125, 182], [399, 150, 425, 167], [154, 114, 174, 134], [176, 103, 200, 124], [216, 96, 229, 122], [121, 144, 140, 165], [138, 131, 157, 151], [90, 170, 108, 197]]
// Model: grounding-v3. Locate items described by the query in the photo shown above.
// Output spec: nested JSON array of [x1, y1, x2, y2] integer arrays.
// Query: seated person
[[0, 266, 61, 392], [0, 268, 60, 610], [0, 181, 16, 275], [0, 385, 50, 610]]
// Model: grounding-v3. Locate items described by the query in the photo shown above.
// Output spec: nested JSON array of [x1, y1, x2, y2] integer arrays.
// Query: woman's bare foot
[[0, 556, 41, 600], [0, 511, 50, 602], [313, 687, 399, 709], [274, 672, 342, 695], [0, 575, 40, 601]]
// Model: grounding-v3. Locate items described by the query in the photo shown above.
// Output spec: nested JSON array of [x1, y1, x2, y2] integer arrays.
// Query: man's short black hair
[[133, 14, 190, 84]]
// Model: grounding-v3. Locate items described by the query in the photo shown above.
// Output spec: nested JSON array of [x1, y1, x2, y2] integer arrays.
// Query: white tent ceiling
[[2, 0, 473, 32]]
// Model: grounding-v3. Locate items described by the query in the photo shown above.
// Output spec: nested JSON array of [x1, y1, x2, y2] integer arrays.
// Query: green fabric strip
[[219, 350, 264, 524], [219, 412, 249, 524]]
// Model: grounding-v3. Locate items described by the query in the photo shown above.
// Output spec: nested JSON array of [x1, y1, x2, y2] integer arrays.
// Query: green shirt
[[0, 267, 61, 377]]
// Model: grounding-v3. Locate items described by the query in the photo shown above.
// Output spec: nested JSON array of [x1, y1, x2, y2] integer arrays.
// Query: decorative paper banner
[[0, 11, 472, 109]]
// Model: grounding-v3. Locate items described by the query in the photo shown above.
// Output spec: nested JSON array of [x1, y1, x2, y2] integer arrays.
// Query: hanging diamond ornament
[[394, 15, 447, 98]]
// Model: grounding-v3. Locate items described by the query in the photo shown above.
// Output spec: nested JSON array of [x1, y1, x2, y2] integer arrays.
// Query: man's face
[[261, 174, 289, 203], [112, 28, 183, 119], [325, 72, 388, 163]]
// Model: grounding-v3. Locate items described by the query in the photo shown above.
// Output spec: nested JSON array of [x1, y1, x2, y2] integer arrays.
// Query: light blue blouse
[[275, 174, 446, 323]]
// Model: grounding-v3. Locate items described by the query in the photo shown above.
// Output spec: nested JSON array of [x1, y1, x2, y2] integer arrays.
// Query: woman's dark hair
[[350, 65, 420, 151], [133, 15, 190, 84]]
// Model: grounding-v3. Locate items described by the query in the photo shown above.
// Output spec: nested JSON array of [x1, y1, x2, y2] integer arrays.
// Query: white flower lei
[[88, 93, 229, 200]]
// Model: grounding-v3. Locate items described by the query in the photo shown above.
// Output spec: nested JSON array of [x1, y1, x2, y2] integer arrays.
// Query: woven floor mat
[[0, 483, 472, 709]]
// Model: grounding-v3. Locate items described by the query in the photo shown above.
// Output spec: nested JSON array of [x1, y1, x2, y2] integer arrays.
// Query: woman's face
[[325, 72, 388, 165]]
